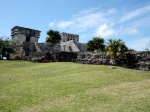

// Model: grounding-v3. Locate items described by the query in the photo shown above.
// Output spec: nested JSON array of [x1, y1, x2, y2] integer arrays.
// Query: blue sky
[[0, 0, 150, 51]]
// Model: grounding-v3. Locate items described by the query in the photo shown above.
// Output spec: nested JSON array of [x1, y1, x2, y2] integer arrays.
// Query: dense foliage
[[0, 37, 14, 59], [46, 29, 61, 45], [87, 37, 105, 52], [105, 39, 128, 65], [46, 29, 61, 51]]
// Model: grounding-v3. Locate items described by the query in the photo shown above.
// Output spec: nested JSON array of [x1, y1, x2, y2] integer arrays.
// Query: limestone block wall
[[60, 40, 80, 52], [53, 44, 61, 52], [12, 34, 26, 44], [10, 47, 150, 71], [30, 37, 38, 43], [36, 43, 52, 52], [76, 51, 150, 71], [60, 32, 79, 43], [11, 26, 40, 43], [78, 43, 87, 52], [25, 52, 77, 62], [28, 42, 61, 53], [136, 51, 150, 71]]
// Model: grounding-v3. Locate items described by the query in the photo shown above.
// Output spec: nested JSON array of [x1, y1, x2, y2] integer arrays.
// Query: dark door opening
[[69, 46, 72, 52], [26, 36, 30, 42]]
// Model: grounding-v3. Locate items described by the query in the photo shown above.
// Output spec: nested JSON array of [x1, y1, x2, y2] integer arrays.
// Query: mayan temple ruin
[[10, 26, 150, 71], [11, 26, 41, 43], [11, 26, 86, 53]]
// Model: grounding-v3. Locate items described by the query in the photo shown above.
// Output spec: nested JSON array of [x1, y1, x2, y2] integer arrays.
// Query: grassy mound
[[0, 60, 150, 112]]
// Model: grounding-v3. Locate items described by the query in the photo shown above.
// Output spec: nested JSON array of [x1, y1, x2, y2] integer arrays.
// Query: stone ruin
[[11, 26, 87, 53], [11, 26, 41, 44], [76, 51, 150, 71], [10, 26, 150, 71]]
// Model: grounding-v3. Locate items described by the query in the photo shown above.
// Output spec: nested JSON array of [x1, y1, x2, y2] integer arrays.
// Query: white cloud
[[48, 7, 118, 34], [126, 17, 150, 28], [55, 8, 114, 33], [49, 22, 55, 27], [127, 37, 150, 51], [95, 23, 115, 38], [78, 7, 99, 15], [47, 5, 150, 49], [125, 28, 139, 35], [107, 9, 118, 14], [74, 13, 106, 29], [58, 21, 74, 29], [120, 5, 150, 22]]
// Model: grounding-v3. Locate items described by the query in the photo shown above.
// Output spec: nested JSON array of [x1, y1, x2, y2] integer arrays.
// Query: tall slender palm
[[106, 39, 128, 65]]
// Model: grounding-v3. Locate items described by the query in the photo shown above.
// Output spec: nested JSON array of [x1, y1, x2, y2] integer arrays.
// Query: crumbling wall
[[9, 42, 150, 71], [60, 40, 80, 52], [24, 52, 77, 62], [76, 51, 150, 71]]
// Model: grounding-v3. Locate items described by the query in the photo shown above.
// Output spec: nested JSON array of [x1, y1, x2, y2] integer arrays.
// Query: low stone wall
[[9, 49, 150, 71], [20, 52, 78, 62], [76, 51, 150, 71]]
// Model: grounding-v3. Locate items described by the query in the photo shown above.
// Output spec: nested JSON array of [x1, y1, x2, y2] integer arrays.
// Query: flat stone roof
[[11, 26, 41, 32]]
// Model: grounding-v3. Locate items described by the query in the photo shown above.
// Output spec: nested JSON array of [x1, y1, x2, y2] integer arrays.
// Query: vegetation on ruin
[[105, 39, 128, 65], [0, 37, 14, 59], [46, 29, 61, 51], [0, 60, 150, 112]]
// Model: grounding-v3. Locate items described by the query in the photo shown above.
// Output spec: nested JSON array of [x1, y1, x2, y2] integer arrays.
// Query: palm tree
[[105, 39, 128, 65], [46, 29, 61, 52]]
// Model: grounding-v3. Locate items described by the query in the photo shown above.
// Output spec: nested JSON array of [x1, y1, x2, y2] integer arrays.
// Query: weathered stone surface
[[25, 52, 77, 62], [11, 26, 40, 44], [10, 51, 150, 71], [60, 32, 79, 43], [76, 51, 150, 71]]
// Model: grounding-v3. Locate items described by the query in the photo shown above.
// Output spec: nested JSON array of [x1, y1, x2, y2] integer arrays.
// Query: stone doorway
[[26, 36, 30, 42], [69, 46, 72, 52]]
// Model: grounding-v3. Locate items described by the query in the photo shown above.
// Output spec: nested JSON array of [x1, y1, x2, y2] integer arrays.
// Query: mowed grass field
[[0, 60, 150, 112]]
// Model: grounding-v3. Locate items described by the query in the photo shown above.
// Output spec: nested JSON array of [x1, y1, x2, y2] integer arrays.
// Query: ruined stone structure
[[11, 26, 41, 44], [11, 26, 86, 53], [10, 26, 150, 71], [76, 51, 150, 71], [60, 32, 86, 52], [60, 32, 79, 43]]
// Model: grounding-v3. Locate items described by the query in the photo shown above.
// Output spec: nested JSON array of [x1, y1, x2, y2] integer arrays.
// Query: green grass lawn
[[0, 60, 150, 112]]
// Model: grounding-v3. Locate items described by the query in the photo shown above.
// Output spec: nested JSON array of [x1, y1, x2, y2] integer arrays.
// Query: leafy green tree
[[0, 37, 14, 59], [46, 29, 61, 51], [87, 40, 94, 51], [105, 39, 128, 65], [87, 37, 105, 52]]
